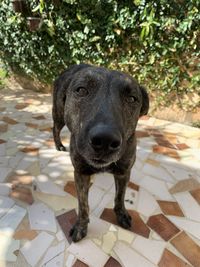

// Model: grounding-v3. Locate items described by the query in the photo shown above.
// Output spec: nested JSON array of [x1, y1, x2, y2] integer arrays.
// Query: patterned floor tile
[[0, 183, 12, 196], [102, 231, 117, 253], [0, 122, 8, 133], [190, 188, 200, 204], [2, 116, 18, 125], [7, 172, 33, 186], [137, 176, 174, 201], [104, 257, 122, 267], [100, 208, 150, 238], [153, 145, 180, 159], [0, 196, 15, 218], [128, 181, 139, 191], [20, 231, 54, 267], [171, 231, 200, 267], [15, 103, 29, 110], [13, 229, 38, 240], [64, 181, 77, 198], [56, 209, 78, 243], [35, 174, 67, 196], [72, 260, 89, 267], [28, 202, 57, 233], [10, 186, 34, 205], [173, 192, 200, 222], [147, 214, 180, 241], [169, 178, 200, 194], [137, 187, 160, 217], [157, 200, 184, 217], [0, 139, 6, 144], [0, 233, 20, 262], [93, 173, 114, 191], [67, 239, 109, 267], [158, 249, 192, 267], [113, 241, 155, 267], [132, 235, 166, 264], [175, 143, 190, 150], [0, 204, 26, 235], [39, 240, 65, 266], [167, 216, 200, 240]]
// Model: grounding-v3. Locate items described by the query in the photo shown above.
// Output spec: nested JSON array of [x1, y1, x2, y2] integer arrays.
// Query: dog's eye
[[75, 87, 88, 97], [127, 96, 137, 103]]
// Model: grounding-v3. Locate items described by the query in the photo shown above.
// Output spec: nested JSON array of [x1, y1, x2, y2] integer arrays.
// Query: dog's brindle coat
[[52, 64, 149, 242]]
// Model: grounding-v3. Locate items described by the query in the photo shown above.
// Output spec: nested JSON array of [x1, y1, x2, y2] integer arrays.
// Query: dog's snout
[[89, 126, 122, 153]]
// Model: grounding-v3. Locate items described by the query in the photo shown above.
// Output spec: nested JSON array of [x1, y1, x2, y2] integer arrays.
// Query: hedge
[[0, 0, 199, 110]]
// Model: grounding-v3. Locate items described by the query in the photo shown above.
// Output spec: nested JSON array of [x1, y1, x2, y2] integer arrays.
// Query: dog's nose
[[89, 126, 122, 152]]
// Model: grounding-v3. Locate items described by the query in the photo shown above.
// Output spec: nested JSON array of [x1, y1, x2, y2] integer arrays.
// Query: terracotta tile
[[56, 209, 78, 243], [139, 115, 150, 120], [171, 231, 200, 267], [176, 143, 190, 150], [25, 122, 38, 129], [73, 260, 89, 267], [45, 138, 55, 147], [153, 145, 180, 159], [169, 178, 200, 194], [7, 173, 33, 186], [147, 214, 180, 241], [10, 187, 34, 205], [157, 200, 184, 217], [0, 139, 6, 144], [39, 127, 52, 132], [190, 188, 200, 204], [158, 249, 192, 267], [25, 98, 35, 104], [0, 122, 8, 133], [100, 208, 150, 238], [15, 103, 29, 109], [145, 158, 160, 166], [32, 115, 46, 120], [136, 130, 150, 138], [104, 257, 122, 267], [128, 181, 139, 191], [64, 181, 77, 198], [64, 181, 92, 198], [13, 230, 38, 240], [20, 146, 39, 155], [148, 128, 163, 137], [2, 116, 18, 125], [163, 132, 178, 144], [155, 137, 175, 149]]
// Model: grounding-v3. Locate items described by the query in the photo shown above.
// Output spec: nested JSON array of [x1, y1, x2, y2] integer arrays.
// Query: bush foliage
[[0, 0, 199, 109]]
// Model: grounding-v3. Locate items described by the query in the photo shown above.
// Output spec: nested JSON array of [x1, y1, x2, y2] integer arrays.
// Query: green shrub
[[0, 0, 199, 109]]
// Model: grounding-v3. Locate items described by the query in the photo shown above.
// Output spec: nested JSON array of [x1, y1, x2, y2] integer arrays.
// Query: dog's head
[[60, 64, 149, 168]]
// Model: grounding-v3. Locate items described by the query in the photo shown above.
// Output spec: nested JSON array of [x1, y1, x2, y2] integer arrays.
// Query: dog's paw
[[56, 144, 67, 152], [69, 223, 87, 242], [116, 211, 132, 229]]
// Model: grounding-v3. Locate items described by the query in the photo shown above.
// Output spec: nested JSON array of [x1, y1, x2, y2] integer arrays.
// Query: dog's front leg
[[114, 172, 132, 229], [70, 171, 90, 242]]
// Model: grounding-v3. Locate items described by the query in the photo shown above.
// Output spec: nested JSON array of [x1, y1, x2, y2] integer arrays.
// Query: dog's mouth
[[86, 155, 118, 169]]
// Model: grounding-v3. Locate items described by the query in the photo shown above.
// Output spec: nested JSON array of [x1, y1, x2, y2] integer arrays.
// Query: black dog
[[52, 64, 149, 242]]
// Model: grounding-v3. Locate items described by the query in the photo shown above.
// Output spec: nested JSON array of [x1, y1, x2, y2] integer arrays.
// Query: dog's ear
[[54, 63, 91, 90], [139, 85, 149, 116]]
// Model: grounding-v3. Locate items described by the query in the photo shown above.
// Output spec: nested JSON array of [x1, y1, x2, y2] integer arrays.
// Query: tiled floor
[[0, 85, 200, 267]]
